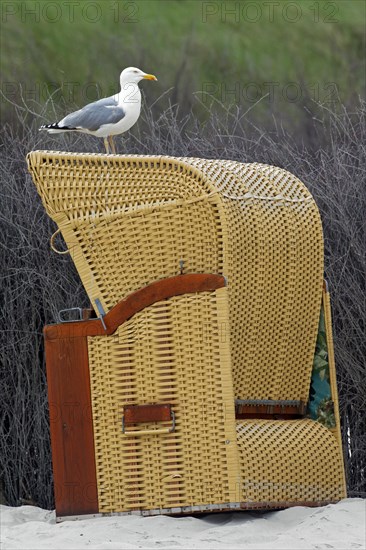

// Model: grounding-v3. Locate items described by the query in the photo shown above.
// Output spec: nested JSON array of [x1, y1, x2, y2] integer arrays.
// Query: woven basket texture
[[27, 152, 346, 511], [27, 152, 324, 401]]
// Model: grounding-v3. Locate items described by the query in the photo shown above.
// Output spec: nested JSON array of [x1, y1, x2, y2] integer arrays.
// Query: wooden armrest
[[44, 273, 226, 340]]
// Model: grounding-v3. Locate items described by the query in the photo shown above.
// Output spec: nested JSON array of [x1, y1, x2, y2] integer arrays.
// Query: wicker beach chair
[[27, 151, 346, 520]]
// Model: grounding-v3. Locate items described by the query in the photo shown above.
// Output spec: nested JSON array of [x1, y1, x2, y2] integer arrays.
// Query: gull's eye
[[134, 70, 138, 73]]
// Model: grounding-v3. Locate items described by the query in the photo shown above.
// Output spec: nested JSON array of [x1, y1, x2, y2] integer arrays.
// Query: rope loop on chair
[[50, 228, 70, 255]]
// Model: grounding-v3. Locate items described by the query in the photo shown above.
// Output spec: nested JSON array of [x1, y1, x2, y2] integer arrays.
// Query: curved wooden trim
[[45, 274, 226, 340]]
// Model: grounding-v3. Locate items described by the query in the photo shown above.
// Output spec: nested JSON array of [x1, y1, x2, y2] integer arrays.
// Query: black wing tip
[[40, 122, 59, 128], [39, 123, 77, 131], [39, 123, 61, 131]]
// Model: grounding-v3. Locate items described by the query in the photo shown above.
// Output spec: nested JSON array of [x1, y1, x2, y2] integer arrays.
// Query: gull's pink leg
[[104, 137, 110, 154], [109, 135, 116, 154]]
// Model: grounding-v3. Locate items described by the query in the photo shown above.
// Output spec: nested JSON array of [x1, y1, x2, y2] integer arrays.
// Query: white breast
[[95, 83, 142, 137]]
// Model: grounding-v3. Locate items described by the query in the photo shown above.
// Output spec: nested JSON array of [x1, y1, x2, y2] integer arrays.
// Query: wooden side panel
[[45, 335, 98, 517]]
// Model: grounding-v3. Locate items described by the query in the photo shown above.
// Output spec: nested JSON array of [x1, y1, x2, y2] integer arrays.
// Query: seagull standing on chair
[[40, 67, 157, 154]]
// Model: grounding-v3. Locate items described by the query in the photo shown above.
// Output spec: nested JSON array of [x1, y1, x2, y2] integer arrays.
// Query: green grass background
[[1, 0, 365, 122]]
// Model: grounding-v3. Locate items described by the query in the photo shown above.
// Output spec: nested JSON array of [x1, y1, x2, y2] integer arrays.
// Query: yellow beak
[[143, 74, 158, 81]]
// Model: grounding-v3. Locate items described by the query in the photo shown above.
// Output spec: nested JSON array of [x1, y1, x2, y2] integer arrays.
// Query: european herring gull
[[40, 67, 157, 154]]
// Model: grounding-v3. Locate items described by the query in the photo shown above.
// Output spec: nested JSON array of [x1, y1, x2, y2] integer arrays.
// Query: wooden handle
[[122, 404, 175, 436], [123, 404, 172, 424]]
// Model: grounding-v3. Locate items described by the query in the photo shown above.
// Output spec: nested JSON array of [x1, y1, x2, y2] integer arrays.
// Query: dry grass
[[0, 96, 365, 507]]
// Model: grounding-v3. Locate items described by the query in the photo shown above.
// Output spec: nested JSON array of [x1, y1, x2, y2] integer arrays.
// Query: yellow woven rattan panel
[[27, 152, 224, 313], [28, 152, 323, 402], [69, 199, 223, 310], [88, 288, 239, 513], [180, 158, 324, 401], [236, 419, 346, 503]]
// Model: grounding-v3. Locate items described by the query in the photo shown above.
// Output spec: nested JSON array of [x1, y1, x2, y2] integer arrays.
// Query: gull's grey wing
[[59, 97, 126, 131]]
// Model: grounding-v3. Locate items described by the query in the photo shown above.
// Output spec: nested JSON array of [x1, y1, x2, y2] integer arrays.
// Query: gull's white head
[[120, 67, 158, 84]]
